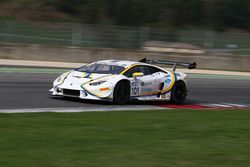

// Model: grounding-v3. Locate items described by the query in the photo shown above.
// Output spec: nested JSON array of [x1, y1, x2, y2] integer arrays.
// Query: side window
[[124, 66, 143, 78], [143, 66, 166, 75], [147, 66, 163, 74], [124, 65, 166, 77]]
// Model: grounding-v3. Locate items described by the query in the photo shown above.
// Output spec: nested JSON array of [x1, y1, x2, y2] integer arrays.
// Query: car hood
[[64, 70, 112, 85]]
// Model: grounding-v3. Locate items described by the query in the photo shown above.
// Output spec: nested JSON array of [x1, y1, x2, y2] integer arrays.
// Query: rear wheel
[[113, 81, 130, 105], [170, 81, 187, 104]]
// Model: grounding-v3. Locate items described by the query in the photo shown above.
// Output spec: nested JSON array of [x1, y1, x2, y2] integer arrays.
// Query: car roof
[[96, 60, 147, 68], [94, 59, 168, 73]]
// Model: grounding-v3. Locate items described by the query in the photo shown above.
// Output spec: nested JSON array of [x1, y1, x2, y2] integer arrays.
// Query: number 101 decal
[[131, 87, 139, 96]]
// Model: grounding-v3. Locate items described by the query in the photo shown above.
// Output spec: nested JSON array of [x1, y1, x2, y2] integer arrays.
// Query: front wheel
[[170, 81, 187, 104], [113, 81, 130, 105]]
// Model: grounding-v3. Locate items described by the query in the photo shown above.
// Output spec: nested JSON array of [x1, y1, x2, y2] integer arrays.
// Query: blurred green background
[[1, 0, 249, 30], [0, 0, 250, 54]]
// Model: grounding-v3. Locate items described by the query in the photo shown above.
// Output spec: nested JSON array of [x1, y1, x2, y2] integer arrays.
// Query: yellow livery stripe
[[142, 91, 161, 96], [161, 71, 176, 93], [81, 72, 86, 78], [120, 64, 139, 74]]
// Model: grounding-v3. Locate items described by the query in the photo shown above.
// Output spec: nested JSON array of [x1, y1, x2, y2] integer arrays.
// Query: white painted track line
[[0, 106, 166, 113]]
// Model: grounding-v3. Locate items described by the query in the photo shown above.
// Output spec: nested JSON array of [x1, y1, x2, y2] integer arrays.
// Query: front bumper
[[49, 87, 112, 101], [49, 87, 104, 100]]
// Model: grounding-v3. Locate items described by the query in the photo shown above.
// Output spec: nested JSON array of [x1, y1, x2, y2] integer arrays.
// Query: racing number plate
[[131, 82, 140, 96]]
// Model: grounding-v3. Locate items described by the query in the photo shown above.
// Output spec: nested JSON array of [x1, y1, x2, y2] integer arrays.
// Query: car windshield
[[75, 63, 125, 74]]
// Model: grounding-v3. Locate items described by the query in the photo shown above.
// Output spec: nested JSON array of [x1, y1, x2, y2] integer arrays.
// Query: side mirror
[[132, 72, 144, 77]]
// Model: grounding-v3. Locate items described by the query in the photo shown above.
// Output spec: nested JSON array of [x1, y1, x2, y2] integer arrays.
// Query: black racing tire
[[113, 81, 130, 105], [170, 81, 187, 104]]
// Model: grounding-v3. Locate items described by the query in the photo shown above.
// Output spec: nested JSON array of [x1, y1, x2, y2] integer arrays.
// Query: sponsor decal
[[164, 74, 172, 84], [142, 88, 153, 93], [132, 82, 139, 87], [165, 78, 172, 84], [141, 82, 152, 86], [99, 87, 110, 91]]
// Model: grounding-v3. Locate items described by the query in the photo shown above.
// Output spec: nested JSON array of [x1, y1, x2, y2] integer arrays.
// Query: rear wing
[[139, 58, 196, 71]]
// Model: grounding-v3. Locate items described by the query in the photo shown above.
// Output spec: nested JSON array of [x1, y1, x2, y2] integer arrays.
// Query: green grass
[[1, 109, 250, 167]]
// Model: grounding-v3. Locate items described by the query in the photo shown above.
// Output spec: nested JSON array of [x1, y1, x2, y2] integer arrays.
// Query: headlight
[[89, 80, 107, 86]]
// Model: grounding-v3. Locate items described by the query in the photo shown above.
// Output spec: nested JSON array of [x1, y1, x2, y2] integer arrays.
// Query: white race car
[[49, 58, 196, 104]]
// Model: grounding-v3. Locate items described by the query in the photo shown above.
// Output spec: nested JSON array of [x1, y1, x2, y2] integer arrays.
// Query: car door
[[123, 66, 144, 97], [141, 66, 167, 96], [123, 65, 166, 97]]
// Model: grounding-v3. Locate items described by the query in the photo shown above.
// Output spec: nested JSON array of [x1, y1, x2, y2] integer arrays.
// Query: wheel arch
[[112, 79, 131, 104], [174, 79, 186, 85], [170, 79, 187, 104], [115, 79, 131, 91]]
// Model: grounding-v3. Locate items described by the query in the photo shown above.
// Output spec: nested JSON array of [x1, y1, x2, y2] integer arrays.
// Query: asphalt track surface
[[0, 72, 250, 109]]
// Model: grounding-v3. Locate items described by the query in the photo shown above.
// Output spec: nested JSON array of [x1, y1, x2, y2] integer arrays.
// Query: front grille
[[63, 89, 80, 97]]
